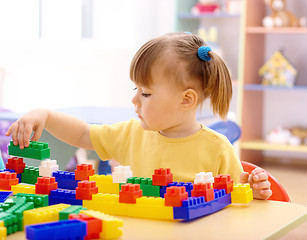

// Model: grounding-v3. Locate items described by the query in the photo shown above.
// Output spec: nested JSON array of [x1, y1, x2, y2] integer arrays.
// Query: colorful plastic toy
[[152, 168, 173, 186], [8, 141, 50, 160], [112, 166, 133, 183], [35, 177, 58, 195], [26, 219, 87, 240], [74, 164, 95, 181]]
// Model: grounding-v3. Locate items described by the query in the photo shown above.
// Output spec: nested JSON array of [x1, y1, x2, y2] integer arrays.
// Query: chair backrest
[[207, 120, 241, 144], [241, 161, 291, 202]]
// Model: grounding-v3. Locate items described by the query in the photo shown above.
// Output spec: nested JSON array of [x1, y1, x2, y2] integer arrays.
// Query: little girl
[[6, 33, 271, 199]]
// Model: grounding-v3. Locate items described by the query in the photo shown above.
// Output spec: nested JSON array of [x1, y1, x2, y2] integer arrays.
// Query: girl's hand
[[5, 108, 49, 149], [240, 167, 272, 200]]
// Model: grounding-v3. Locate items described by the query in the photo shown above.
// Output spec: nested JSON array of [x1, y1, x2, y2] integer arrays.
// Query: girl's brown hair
[[130, 32, 232, 119]]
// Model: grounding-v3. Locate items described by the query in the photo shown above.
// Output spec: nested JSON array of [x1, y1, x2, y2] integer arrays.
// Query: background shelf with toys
[[175, 0, 242, 118], [237, 0, 307, 163]]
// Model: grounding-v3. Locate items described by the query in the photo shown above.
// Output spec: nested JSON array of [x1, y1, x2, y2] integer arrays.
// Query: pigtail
[[203, 52, 232, 119]]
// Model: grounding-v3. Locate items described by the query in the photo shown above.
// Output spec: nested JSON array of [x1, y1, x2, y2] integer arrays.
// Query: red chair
[[241, 161, 291, 202]]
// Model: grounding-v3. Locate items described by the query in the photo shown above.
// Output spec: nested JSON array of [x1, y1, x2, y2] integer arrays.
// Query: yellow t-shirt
[[90, 119, 243, 183]]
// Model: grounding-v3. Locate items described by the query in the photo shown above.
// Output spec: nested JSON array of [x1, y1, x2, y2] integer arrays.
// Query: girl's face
[[131, 58, 186, 136]]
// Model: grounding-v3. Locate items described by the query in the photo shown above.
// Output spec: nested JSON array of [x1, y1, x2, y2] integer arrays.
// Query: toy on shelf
[[259, 50, 297, 87], [265, 127, 301, 145], [262, 0, 306, 28], [192, 0, 220, 15]]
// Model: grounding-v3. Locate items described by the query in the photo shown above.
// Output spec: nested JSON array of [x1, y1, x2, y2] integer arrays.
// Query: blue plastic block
[[0, 191, 13, 203], [49, 189, 82, 206], [160, 181, 194, 197], [0, 169, 15, 173], [26, 219, 87, 240], [52, 171, 79, 190], [173, 192, 231, 220]]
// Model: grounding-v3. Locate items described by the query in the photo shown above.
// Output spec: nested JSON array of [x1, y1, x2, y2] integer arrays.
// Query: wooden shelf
[[240, 140, 307, 153], [244, 84, 307, 91], [246, 27, 307, 34]]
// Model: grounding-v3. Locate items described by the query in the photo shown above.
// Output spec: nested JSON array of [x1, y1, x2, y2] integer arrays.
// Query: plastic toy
[[49, 189, 82, 205], [6, 157, 25, 174], [213, 174, 233, 194], [35, 177, 58, 195], [1, 140, 253, 239], [112, 165, 133, 183], [191, 182, 215, 202], [59, 205, 85, 220], [262, 0, 306, 28], [26, 219, 87, 240], [11, 183, 36, 194], [80, 210, 124, 240], [259, 50, 297, 87], [0, 172, 19, 190], [69, 213, 102, 240], [23, 203, 70, 227], [231, 183, 253, 204], [152, 168, 173, 186], [74, 163, 95, 181], [164, 186, 189, 207], [89, 174, 119, 194], [75, 180, 98, 200], [192, 0, 220, 14], [126, 177, 160, 197], [39, 159, 59, 177], [21, 166, 40, 184], [119, 183, 143, 204], [8, 141, 50, 160], [0, 191, 13, 203]]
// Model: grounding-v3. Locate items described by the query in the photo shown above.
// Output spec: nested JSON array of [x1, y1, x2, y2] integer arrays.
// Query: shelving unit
[[176, 0, 242, 115], [237, 0, 307, 163]]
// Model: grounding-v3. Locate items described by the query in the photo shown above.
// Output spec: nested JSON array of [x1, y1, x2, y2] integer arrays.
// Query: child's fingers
[[251, 167, 265, 175], [240, 172, 249, 183], [10, 122, 19, 145], [17, 122, 25, 149], [259, 189, 272, 199], [31, 125, 44, 142], [253, 171, 269, 182], [23, 125, 33, 148], [253, 180, 271, 190]]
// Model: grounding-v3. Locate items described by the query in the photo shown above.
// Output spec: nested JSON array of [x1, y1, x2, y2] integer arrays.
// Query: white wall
[[0, 0, 176, 112]]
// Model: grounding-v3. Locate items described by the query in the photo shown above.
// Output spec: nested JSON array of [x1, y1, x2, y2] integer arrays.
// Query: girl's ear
[[181, 88, 198, 110]]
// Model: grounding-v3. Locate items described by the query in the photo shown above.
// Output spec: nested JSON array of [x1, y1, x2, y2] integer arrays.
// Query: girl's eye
[[133, 87, 137, 91], [141, 93, 151, 97]]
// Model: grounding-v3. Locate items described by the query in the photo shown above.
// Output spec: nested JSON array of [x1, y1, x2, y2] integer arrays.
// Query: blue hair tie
[[198, 46, 212, 61]]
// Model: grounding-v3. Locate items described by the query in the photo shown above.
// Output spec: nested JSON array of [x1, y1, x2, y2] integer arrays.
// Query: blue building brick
[[49, 189, 82, 206], [26, 219, 87, 240], [52, 171, 79, 190], [173, 190, 231, 220], [160, 181, 194, 197]]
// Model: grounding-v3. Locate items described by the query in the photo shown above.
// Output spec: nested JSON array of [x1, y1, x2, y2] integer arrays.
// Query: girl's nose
[[131, 93, 139, 106]]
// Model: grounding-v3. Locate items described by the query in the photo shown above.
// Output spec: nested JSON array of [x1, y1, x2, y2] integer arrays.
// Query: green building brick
[[21, 166, 41, 184], [125, 177, 161, 197], [15, 193, 49, 208], [59, 205, 87, 220], [8, 140, 50, 160], [0, 212, 18, 235]]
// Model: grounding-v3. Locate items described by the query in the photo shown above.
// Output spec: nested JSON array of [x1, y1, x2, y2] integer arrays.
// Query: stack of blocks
[[0, 140, 253, 240]]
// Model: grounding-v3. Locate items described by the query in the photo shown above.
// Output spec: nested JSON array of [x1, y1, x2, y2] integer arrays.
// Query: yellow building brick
[[11, 184, 35, 195], [23, 204, 70, 227], [89, 175, 119, 194], [231, 183, 253, 204], [0, 221, 7, 240]]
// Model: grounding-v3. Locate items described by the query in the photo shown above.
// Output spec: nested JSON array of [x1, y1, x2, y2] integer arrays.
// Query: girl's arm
[[6, 108, 94, 150]]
